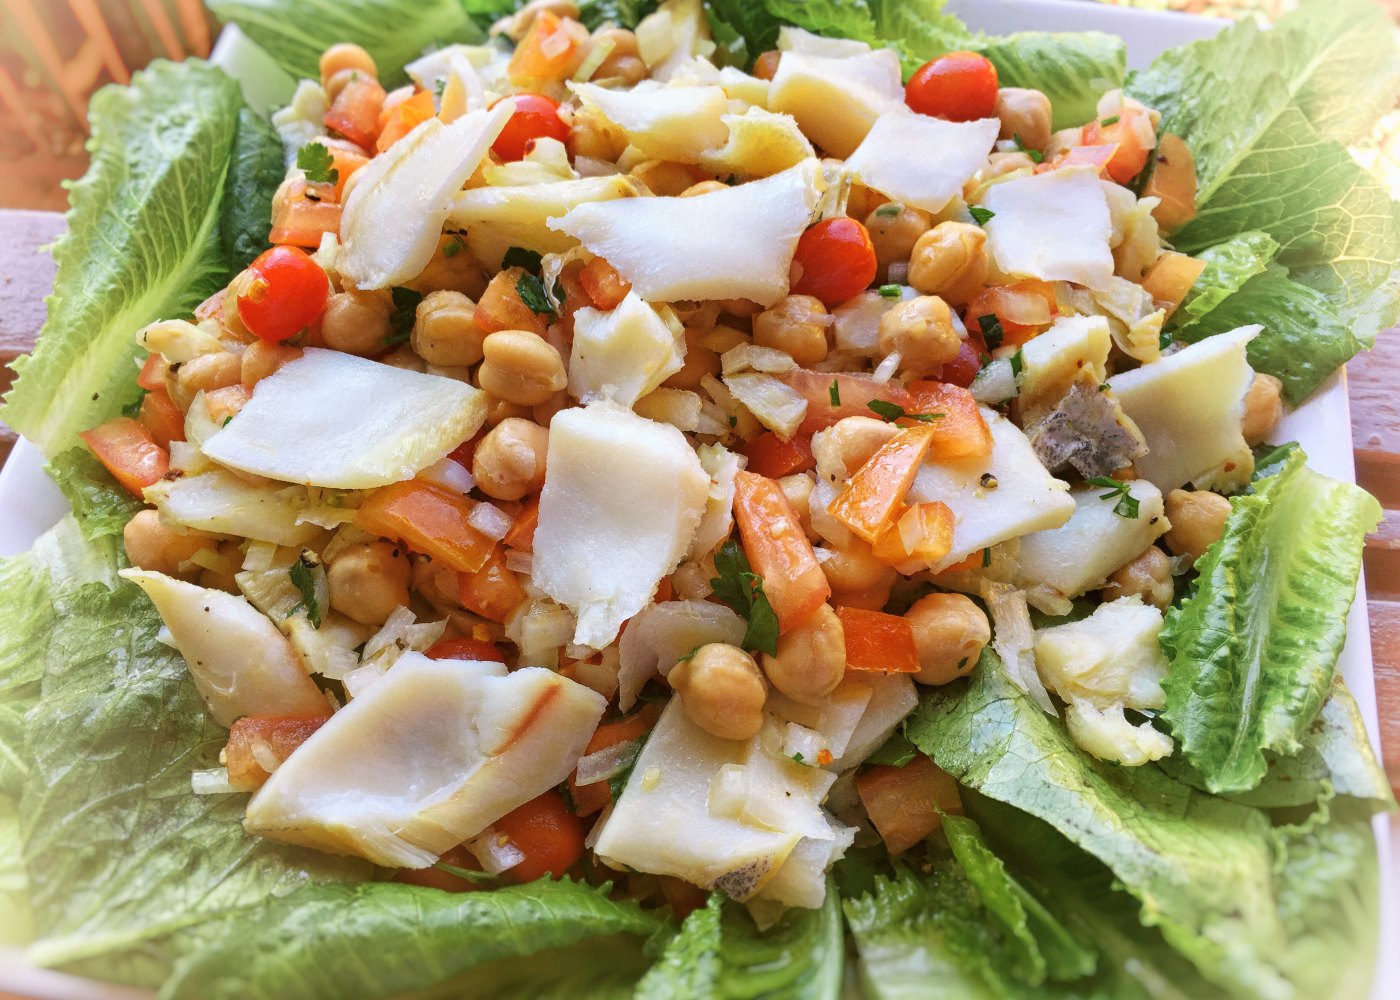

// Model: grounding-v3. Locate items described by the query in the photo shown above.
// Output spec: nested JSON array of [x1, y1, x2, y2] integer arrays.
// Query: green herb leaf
[[968, 206, 995, 226], [287, 552, 323, 628], [380, 286, 423, 346], [877, 283, 901, 298], [866, 399, 943, 424], [516, 273, 557, 319], [1086, 476, 1140, 519], [607, 728, 651, 801], [502, 245, 544, 273], [1099, 114, 1120, 126], [977, 314, 1004, 352], [708, 540, 780, 657], [441, 231, 467, 258], [295, 142, 339, 185], [828, 379, 841, 407], [875, 203, 901, 218], [1011, 134, 1044, 163]]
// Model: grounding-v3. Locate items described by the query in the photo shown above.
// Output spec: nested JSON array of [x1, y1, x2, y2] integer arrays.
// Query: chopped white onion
[[242, 541, 280, 572], [361, 607, 447, 670], [250, 738, 282, 775], [575, 739, 640, 786], [191, 768, 237, 795], [342, 662, 387, 699], [468, 502, 513, 542], [981, 581, 1057, 716], [419, 457, 476, 495], [871, 352, 900, 384], [504, 549, 534, 574], [721, 344, 797, 376], [724, 373, 808, 439], [467, 827, 526, 874], [782, 723, 826, 765]]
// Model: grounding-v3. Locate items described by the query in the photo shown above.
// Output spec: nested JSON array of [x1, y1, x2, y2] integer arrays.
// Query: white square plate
[[0, 2, 1393, 996]]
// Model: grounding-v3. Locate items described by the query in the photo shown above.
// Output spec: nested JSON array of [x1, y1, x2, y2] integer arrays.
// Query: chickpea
[[1240, 373, 1283, 446], [864, 203, 932, 283], [812, 416, 897, 481], [877, 295, 960, 375], [908, 222, 989, 307], [408, 238, 489, 299], [778, 473, 819, 543], [328, 541, 412, 626], [321, 288, 393, 356], [1104, 546, 1174, 612], [905, 593, 989, 685], [485, 397, 533, 427], [478, 331, 568, 406], [680, 180, 728, 198], [632, 160, 701, 197], [752, 50, 781, 81], [123, 510, 217, 580], [568, 108, 627, 162], [472, 418, 549, 501], [172, 351, 240, 410], [411, 290, 488, 367], [591, 27, 639, 59], [761, 603, 846, 704], [985, 151, 1036, 178], [1163, 489, 1232, 564], [663, 327, 722, 390], [819, 541, 897, 607], [240, 340, 302, 387], [669, 643, 767, 741], [994, 88, 1053, 153], [319, 43, 376, 89], [753, 295, 830, 367], [594, 53, 647, 86], [379, 346, 425, 372]]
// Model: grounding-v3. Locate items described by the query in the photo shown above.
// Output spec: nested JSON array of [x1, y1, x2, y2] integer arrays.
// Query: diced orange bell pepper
[[741, 430, 816, 479], [732, 471, 831, 633], [138, 386, 185, 450], [827, 425, 937, 544], [508, 10, 589, 83], [79, 417, 168, 497], [856, 755, 963, 855], [324, 72, 385, 150], [578, 257, 632, 310], [136, 353, 169, 391], [568, 703, 662, 817], [356, 479, 495, 574], [1141, 251, 1207, 317], [1142, 132, 1197, 233], [376, 90, 435, 152], [837, 606, 920, 673], [424, 637, 506, 662], [225, 715, 329, 791], [504, 496, 540, 552], [903, 382, 992, 461], [457, 546, 528, 623], [871, 501, 955, 567]]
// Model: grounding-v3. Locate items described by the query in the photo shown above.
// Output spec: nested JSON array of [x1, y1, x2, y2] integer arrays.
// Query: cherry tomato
[[938, 338, 984, 389], [424, 637, 506, 662], [235, 246, 329, 344], [790, 218, 878, 307], [491, 94, 569, 162], [493, 791, 584, 883], [905, 51, 999, 122]]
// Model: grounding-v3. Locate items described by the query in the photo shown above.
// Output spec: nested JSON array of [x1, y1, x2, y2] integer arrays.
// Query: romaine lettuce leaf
[[208, 0, 486, 85], [1, 61, 244, 458], [445, 936, 654, 999], [1174, 231, 1279, 331], [44, 449, 141, 548], [161, 879, 664, 1000], [1160, 449, 1382, 794], [578, 1, 661, 31], [635, 889, 843, 1000], [221, 107, 284, 272]]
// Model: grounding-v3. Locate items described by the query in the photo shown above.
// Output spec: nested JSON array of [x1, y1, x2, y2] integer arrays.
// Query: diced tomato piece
[[356, 479, 496, 574], [324, 142, 369, 202], [269, 180, 343, 249], [1054, 143, 1119, 178], [424, 637, 507, 662], [780, 368, 914, 435], [731, 471, 831, 633], [964, 279, 1057, 350], [204, 384, 251, 424], [324, 72, 386, 149], [504, 496, 540, 552], [491, 93, 570, 161], [857, 755, 963, 854], [837, 607, 920, 673], [138, 386, 185, 450], [937, 339, 984, 389], [457, 546, 528, 623], [871, 501, 955, 567], [225, 715, 328, 791], [791, 217, 878, 307], [1082, 107, 1153, 186], [741, 431, 815, 479], [578, 257, 632, 310], [376, 90, 435, 152], [494, 791, 585, 883], [827, 425, 938, 543], [903, 381, 992, 460], [475, 268, 548, 336], [136, 353, 169, 391], [904, 51, 998, 122], [79, 417, 168, 497], [568, 703, 662, 817], [507, 10, 590, 83]]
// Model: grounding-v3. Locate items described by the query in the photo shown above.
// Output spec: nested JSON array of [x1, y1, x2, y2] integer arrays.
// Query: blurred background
[[0, 0, 1395, 212]]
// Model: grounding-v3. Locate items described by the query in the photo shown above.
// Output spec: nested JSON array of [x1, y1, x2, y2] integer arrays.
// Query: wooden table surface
[[2, 208, 1398, 789]]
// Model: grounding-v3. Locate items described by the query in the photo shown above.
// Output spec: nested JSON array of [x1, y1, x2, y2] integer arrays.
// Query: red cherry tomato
[[790, 218, 878, 307], [235, 246, 329, 344], [424, 637, 506, 662], [491, 94, 569, 162], [905, 51, 999, 122], [493, 791, 584, 883]]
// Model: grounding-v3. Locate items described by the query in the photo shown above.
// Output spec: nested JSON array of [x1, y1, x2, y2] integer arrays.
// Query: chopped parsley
[[792, 752, 805, 763], [1009, 348, 1024, 380], [287, 552, 324, 628], [867, 399, 944, 423], [982, 547, 992, 567], [516, 272, 556, 319], [296, 142, 338, 185], [502, 246, 544, 273], [1160, 329, 1174, 351], [609, 727, 651, 800], [1012, 134, 1044, 163], [877, 283, 902, 298], [709, 540, 780, 657], [874, 203, 902, 218], [442, 231, 467, 258], [968, 205, 995, 226], [1100, 114, 1121, 126], [976, 314, 1005, 352], [381, 287, 423, 346], [1087, 476, 1141, 519], [828, 379, 841, 407]]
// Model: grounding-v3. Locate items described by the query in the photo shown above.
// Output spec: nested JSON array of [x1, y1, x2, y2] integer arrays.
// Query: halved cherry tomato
[[225, 715, 328, 791], [235, 246, 329, 344], [493, 791, 585, 883], [323, 72, 386, 149], [356, 479, 495, 574], [138, 386, 185, 450], [836, 606, 920, 673], [79, 417, 167, 497], [424, 637, 507, 662], [491, 93, 569, 162], [828, 425, 938, 543], [1082, 107, 1153, 185], [790, 218, 878, 307], [578, 257, 632, 310], [457, 546, 528, 623], [741, 431, 815, 479], [731, 471, 831, 633], [905, 51, 998, 122]]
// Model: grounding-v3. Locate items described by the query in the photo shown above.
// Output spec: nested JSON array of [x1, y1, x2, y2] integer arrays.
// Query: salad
[[1, 0, 1397, 997]]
